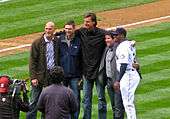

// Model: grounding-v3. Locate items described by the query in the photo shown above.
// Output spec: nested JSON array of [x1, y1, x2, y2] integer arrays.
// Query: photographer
[[0, 75, 29, 119]]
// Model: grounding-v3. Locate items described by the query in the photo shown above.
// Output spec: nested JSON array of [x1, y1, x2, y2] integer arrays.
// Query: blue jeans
[[64, 77, 81, 119], [107, 78, 124, 119], [82, 75, 107, 119], [26, 85, 44, 119]]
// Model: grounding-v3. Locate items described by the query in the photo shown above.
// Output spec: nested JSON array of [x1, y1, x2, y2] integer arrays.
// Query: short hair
[[49, 66, 65, 84], [64, 20, 75, 28], [84, 12, 97, 26], [105, 30, 117, 39], [115, 27, 127, 37]]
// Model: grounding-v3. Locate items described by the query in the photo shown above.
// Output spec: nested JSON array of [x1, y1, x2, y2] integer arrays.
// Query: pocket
[[70, 45, 80, 56]]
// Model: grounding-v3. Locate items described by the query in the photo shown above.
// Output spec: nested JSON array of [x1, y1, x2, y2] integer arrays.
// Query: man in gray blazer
[[98, 30, 124, 119]]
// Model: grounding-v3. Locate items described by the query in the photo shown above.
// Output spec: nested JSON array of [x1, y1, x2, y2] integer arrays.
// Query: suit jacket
[[29, 34, 60, 87], [99, 43, 119, 85]]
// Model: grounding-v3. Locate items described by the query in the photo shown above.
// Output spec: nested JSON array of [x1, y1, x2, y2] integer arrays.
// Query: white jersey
[[116, 40, 136, 72], [117, 40, 140, 119]]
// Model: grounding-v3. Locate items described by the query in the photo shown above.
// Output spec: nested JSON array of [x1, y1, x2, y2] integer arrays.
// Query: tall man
[[76, 12, 107, 119], [27, 21, 60, 119], [99, 30, 125, 119], [114, 28, 140, 119], [59, 20, 81, 119]]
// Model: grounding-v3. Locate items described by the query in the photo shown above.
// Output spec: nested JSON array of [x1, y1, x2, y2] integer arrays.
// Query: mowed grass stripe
[[130, 28, 170, 42], [137, 43, 170, 57], [141, 69, 170, 84], [136, 36, 170, 50], [138, 108, 170, 119], [130, 22, 170, 119], [128, 22, 170, 38], [0, 65, 29, 79], [136, 78, 170, 94], [0, 57, 28, 70], [140, 51, 170, 66], [136, 87, 170, 104], [137, 97, 170, 113], [0, 52, 29, 62], [128, 22, 170, 42], [1, 0, 108, 19], [141, 60, 170, 74], [0, 10, 84, 32]]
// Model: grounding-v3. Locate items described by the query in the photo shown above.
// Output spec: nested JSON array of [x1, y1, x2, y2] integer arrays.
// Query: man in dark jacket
[[26, 21, 60, 119], [76, 12, 107, 119], [59, 20, 82, 119], [37, 66, 78, 119]]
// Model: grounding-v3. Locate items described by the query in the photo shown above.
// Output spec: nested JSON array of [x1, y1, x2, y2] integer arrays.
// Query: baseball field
[[0, 0, 170, 119]]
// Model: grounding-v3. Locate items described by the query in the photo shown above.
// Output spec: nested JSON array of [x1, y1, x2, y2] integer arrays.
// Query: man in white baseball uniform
[[114, 28, 140, 119]]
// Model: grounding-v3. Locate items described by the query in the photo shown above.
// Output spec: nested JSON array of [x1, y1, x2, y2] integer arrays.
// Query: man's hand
[[113, 81, 120, 92], [132, 63, 140, 70], [78, 79, 83, 90], [31, 79, 38, 86]]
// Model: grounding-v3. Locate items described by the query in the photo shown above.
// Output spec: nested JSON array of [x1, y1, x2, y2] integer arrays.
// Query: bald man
[[26, 21, 60, 119]]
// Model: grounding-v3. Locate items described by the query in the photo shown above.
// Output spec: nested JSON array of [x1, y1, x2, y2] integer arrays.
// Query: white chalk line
[[106, 15, 170, 30], [0, 15, 170, 53]]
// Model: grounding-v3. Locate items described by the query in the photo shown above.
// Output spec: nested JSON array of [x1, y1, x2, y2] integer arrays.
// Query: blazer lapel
[[99, 47, 109, 72]]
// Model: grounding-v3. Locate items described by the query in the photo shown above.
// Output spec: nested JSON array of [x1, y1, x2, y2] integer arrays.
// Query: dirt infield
[[0, 0, 170, 57]]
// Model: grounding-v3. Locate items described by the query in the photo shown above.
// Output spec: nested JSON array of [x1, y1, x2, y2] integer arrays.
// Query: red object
[[0, 76, 10, 93]]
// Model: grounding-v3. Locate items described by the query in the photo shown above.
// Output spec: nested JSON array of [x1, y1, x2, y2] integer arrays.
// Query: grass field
[[0, 22, 170, 118], [0, 0, 157, 39]]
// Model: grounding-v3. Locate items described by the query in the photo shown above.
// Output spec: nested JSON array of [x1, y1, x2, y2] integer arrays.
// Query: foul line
[[106, 15, 170, 30], [0, 44, 31, 53], [0, 15, 170, 53]]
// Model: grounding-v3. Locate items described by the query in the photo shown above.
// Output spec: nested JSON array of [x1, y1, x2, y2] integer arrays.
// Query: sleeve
[[118, 63, 128, 81], [37, 90, 45, 113], [117, 45, 129, 64], [17, 96, 29, 112], [79, 41, 83, 77], [68, 89, 78, 113], [29, 40, 40, 80]]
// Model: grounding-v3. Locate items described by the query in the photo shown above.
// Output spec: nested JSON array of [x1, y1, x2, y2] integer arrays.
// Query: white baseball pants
[[120, 70, 140, 119]]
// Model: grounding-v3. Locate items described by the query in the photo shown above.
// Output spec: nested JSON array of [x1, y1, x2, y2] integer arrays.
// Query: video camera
[[11, 79, 28, 99]]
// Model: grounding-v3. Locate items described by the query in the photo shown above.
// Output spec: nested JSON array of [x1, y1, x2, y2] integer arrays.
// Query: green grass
[[0, 0, 157, 39], [0, 21, 170, 119]]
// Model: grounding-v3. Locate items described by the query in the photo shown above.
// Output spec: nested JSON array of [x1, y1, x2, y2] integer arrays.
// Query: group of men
[[26, 12, 141, 119]]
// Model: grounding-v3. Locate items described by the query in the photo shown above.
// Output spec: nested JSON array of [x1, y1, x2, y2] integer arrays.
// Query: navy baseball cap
[[115, 27, 127, 37]]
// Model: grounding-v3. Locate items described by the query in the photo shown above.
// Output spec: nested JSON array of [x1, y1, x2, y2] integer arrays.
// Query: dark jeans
[[107, 78, 124, 119], [26, 85, 44, 119], [64, 77, 81, 119], [82, 75, 107, 119]]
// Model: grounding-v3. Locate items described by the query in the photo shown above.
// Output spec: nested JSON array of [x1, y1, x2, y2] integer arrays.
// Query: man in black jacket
[[76, 12, 106, 119]]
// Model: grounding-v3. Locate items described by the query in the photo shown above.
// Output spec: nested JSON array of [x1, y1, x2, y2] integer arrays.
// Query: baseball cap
[[115, 27, 127, 37], [0, 76, 10, 93]]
